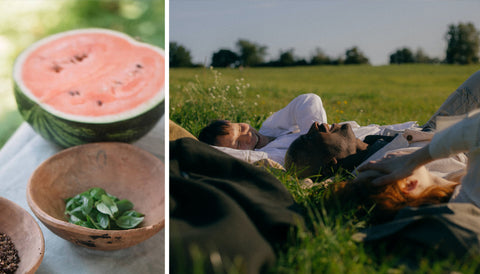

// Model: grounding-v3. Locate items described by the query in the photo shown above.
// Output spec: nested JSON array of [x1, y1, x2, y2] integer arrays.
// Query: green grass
[[170, 64, 480, 273], [171, 65, 479, 134]]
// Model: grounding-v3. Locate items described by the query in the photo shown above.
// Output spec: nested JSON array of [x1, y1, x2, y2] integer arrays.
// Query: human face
[[397, 166, 457, 198], [214, 123, 262, 150], [286, 122, 362, 177], [304, 122, 359, 161]]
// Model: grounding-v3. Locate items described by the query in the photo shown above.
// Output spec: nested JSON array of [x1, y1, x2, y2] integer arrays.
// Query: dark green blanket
[[354, 203, 480, 261], [170, 138, 304, 273]]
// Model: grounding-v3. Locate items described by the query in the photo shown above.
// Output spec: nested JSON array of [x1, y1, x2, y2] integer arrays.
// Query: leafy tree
[[445, 22, 480, 64], [389, 48, 415, 64], [236, 39, 267, 67], [211, 49, 239, 67], [344, 46, 369, 64], [170, 42, 193, 67], [278, 49, 296, 66], [414, 48, 430, 63], [310, 47, 331, 65]]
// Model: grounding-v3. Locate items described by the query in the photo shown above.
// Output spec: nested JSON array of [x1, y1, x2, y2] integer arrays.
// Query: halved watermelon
[[13, 28, 165, 148]]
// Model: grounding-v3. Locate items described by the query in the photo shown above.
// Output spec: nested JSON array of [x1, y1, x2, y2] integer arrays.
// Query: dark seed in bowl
[[0, 232, 20, 274]]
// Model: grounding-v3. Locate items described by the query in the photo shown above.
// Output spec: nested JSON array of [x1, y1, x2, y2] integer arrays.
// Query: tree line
[[170, 22, 479, 68]]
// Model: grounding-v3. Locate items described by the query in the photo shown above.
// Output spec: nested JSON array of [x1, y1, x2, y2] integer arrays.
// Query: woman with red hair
[[352, 109, 480, 222]]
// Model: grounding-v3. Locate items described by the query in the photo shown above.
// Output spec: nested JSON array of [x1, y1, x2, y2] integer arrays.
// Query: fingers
[[353, 169, 384, 183], [354, 169, 398, 186], [357, 160, 389, 173]]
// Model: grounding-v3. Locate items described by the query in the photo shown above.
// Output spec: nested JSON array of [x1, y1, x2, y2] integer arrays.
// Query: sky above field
[[170, 0, 480, 66]]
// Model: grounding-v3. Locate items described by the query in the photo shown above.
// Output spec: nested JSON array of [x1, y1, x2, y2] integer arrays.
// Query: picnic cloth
[[0, 116, 165, 274], [353, 203, 480, 259], [170, 138, 304, 273]]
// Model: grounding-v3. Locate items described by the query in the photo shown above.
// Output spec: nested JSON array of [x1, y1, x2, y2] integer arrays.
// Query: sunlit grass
[[170, 64, 479, 133], [170, 64, 480, 273]]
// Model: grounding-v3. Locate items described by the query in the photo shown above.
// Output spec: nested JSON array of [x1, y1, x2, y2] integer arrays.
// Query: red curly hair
[[327, 178, 459, 223]]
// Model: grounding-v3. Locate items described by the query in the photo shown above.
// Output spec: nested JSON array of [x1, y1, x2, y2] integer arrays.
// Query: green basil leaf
[[68, 206, 86, 220], [86, 214, 103, 230], [122, 210, 144, 218], [106, 193, 120, 202], [96, 202, 114, 218], [65, 187, 144, 230], [65, 198, 76, 213], [80, 195, 93, 215], [101, 194, 118, 216], [116, 199, 134, 215], [115, 215, 144, 229], [96, 213, 110, 229], [68, 214, 81, 223], [72, 220, 89, 227], [89, 187, 107, 200]]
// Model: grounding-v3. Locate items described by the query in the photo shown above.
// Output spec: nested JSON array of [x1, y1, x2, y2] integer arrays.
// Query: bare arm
[[359, 110, 480, 185], [358, 145, 433, 185]]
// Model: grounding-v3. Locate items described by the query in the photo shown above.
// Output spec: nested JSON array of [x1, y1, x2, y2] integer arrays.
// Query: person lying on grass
[[198, 93, 417, 167], [198, 70, 480, 168], [331, 109, 479, 224], [285, 69, 480, 178]]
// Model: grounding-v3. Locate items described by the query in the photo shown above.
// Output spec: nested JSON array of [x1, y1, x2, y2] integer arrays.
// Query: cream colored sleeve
[[428, 111, 480, 160], [429, 111, 480, 206]]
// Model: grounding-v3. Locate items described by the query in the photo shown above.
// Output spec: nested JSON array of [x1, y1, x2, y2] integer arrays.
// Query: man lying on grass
[[198, 93, 417, 167], [200, 70, 480, 172]]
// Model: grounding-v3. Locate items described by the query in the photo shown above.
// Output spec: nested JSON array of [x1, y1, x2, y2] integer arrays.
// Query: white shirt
[[214, 93, 418, 167]]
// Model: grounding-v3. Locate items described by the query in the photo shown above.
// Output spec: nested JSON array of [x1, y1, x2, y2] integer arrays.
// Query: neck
[[430, 172, 460, 188], [256, 134, 275, 149], [337, 139, 379, 172], [356, 139, 369, 151]]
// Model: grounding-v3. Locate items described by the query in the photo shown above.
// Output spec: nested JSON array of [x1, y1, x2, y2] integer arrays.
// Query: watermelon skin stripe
[[14, 82, 164, 148]]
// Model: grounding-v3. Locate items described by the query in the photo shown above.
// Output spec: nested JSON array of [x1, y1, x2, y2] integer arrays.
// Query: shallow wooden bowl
[[27, 142, 165, 251], [0, 197, 45, 273]]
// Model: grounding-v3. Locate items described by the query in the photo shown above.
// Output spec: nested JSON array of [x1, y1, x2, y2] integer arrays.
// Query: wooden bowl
[[0, 197, 45, 273], [26, 142, 165, 251]]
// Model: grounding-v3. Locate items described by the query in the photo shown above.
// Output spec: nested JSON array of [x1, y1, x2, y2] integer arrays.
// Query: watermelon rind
[[12, 28, 165, 148]]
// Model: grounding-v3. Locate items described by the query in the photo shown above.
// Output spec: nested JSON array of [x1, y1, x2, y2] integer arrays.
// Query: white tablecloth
[[0, 116, 165, 274]]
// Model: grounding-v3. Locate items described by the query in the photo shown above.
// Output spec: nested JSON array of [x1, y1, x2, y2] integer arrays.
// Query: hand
[[357, 151, 417, 186], [353, 169, 386, 184]]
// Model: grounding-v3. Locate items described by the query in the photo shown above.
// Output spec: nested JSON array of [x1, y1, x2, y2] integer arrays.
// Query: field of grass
[[170, 64, 480, 273]]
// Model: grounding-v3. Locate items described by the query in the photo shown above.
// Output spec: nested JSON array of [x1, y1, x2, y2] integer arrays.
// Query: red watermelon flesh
[[21, 32, 164, 118]]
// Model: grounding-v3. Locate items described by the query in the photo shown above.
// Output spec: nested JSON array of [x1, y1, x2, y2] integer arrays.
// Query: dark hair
[[198, 120, 231, 145], [285, 136, 336, 179]]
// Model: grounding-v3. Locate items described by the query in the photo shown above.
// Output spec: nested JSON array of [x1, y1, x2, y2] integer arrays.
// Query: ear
[[400, 178, 418, 194]]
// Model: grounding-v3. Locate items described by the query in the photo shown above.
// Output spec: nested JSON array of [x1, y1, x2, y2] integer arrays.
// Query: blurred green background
[[0, 0, 165, 148]]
